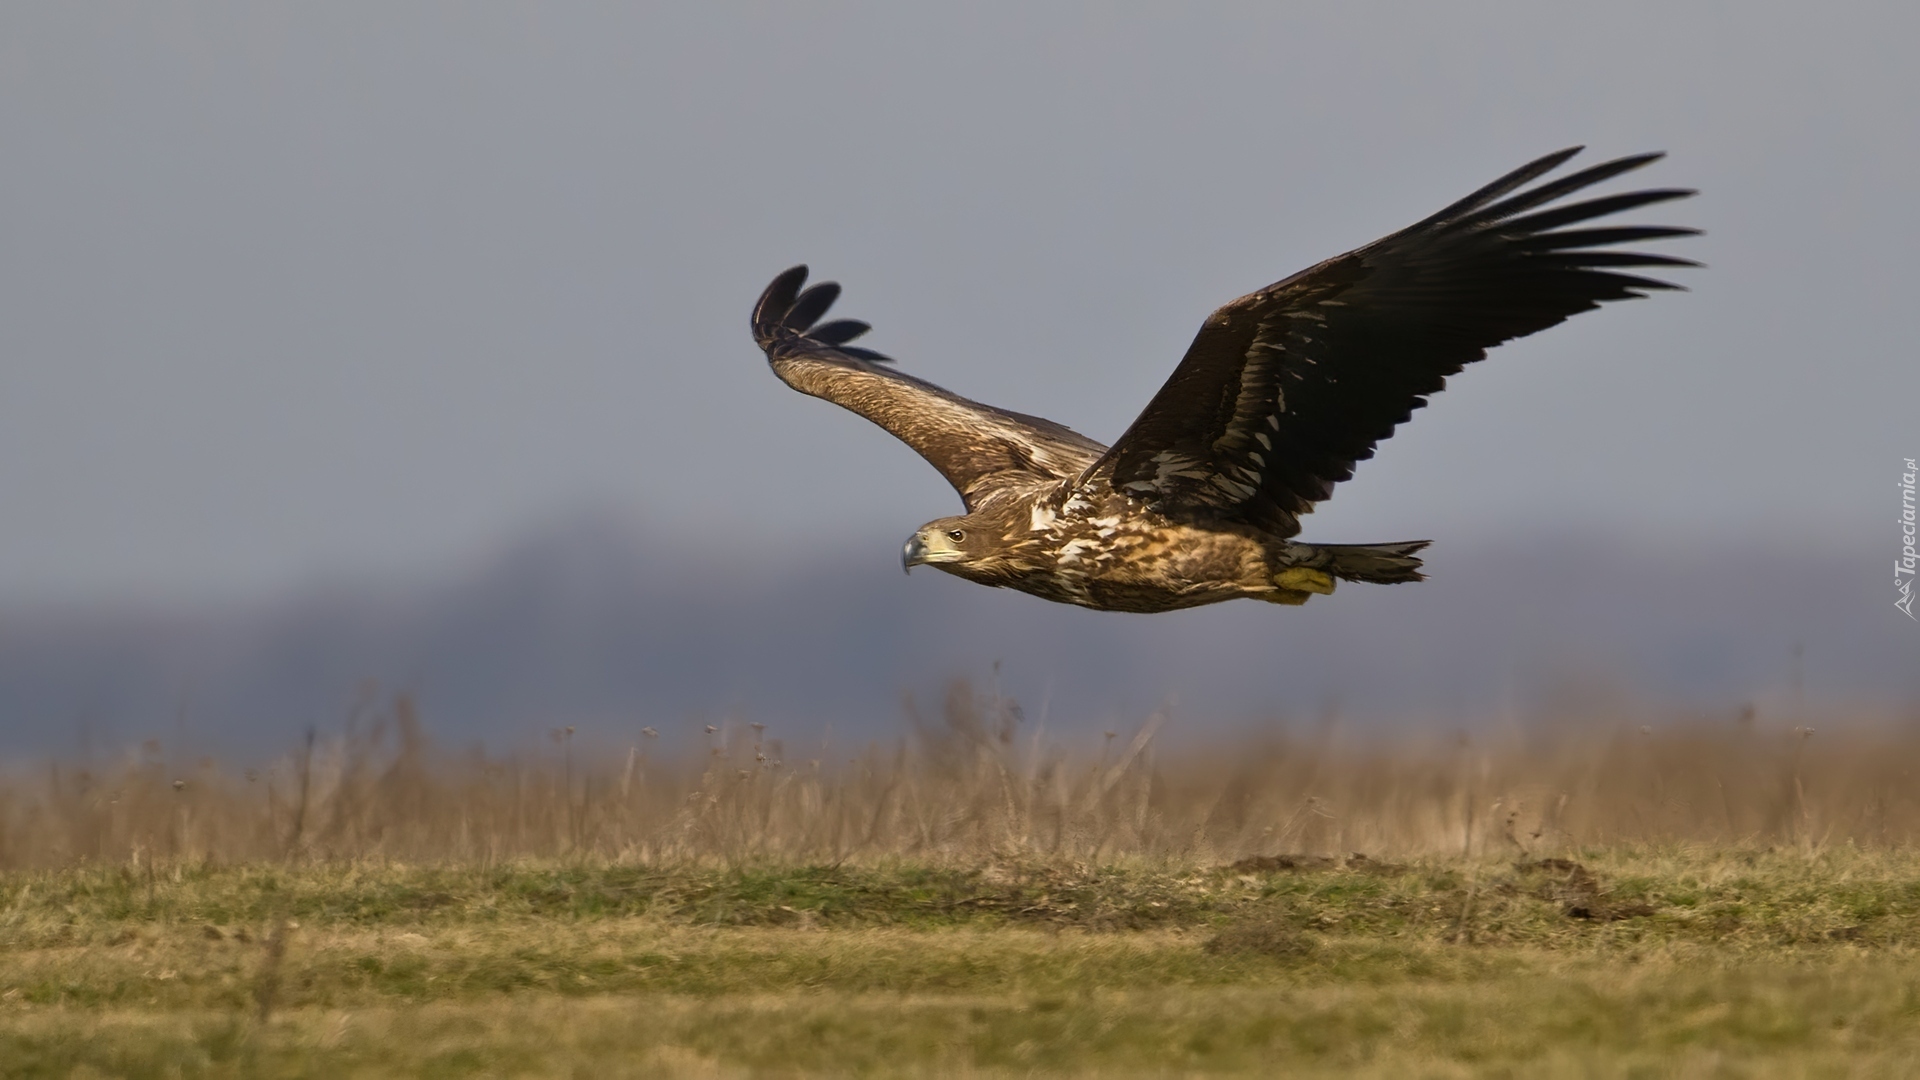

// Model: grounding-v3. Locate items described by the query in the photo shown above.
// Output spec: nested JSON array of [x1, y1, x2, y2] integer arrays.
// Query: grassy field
[[3, 851, 1920, 1077], [3, 691, 1918, 1076]]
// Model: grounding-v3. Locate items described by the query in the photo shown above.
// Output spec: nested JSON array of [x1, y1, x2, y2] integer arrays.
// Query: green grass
[[4, 849, 1920, 1077]]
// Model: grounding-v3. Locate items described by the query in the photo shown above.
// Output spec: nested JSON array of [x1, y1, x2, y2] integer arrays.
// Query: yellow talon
[[1273, 567, 1336, 595]]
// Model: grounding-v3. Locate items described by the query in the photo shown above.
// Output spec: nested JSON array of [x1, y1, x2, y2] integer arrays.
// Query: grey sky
[[1, 3, 1913, 606]]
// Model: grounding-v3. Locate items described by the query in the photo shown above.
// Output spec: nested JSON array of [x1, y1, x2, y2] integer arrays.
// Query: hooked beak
[[902, 533, 926, 574]]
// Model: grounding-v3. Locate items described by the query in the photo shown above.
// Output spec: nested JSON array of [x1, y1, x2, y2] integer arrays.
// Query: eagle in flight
[[750, 148, 1695, 613]]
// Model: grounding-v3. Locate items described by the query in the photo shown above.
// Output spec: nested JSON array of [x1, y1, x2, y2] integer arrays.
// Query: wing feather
[[808, 318, 872, 345], [1083, 148, 1697, 535], [751, 266, 1106, 511], [783, 282, 842, 331]]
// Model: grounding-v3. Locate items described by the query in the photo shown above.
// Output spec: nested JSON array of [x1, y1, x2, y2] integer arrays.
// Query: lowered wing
[[1081, 147, 1698, 535], [751, 266, 1106, 512]]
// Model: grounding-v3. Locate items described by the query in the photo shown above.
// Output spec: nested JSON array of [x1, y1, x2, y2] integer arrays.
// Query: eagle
[[750, 147, 1695, 613]]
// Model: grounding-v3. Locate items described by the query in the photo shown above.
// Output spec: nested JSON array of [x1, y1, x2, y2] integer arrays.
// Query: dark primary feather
[[753, 266, 894, 363], [783, 282, 841, 331], [808, 319, 872, 345], [1449, 152, 1668, 228], [1085, 147, 1698, 535], [750, 266, 1107, 510], [1409, 146, 1583, 227]]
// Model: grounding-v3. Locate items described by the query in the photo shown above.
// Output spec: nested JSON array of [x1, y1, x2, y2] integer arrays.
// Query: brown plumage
[[750, 148, 1696, 612]]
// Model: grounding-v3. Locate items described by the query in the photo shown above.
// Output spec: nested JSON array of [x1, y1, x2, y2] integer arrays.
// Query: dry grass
[[3, 685, 1916, 870], [4, 685, 1919, 1076], [8, 960, 1918, 1079], [4, 851, 1920, 1076]]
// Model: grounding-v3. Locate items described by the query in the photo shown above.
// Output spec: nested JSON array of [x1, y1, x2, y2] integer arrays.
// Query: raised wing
[[752, 266, 1106, 511], [1083, 148, 1698, 535]]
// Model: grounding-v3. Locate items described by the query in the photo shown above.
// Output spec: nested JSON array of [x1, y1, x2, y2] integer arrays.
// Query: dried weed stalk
[[2, 686, 1916, 870]]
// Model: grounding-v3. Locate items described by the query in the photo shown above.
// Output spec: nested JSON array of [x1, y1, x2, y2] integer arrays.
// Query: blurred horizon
[[2, 512, 1910, 760]]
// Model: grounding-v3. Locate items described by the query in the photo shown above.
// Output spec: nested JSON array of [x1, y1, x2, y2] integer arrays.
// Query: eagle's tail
[[1317, 540, 1431, 584]]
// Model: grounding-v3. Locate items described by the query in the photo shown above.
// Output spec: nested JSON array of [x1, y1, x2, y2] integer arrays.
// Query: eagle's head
[[902, 517, 980, 574], [904, 505, 1045, 584]]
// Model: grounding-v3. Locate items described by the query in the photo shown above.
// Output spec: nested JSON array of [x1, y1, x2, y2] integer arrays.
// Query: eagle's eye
[[947, 529, 966, 543]]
